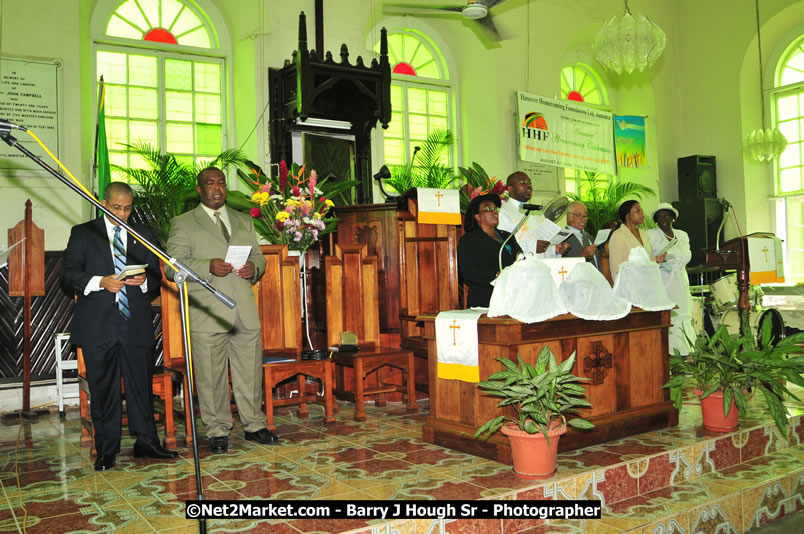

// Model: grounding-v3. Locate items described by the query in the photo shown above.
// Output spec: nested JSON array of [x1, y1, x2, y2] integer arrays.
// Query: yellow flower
[[251, 191, 261, 202], [325, 199, 335, 208], [275, 211, 290, 221]]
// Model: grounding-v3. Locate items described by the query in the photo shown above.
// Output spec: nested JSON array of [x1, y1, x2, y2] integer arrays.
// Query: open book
[[114, 264, 147, 281]]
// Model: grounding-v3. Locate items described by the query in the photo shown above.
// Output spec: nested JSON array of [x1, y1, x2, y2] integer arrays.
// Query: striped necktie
[[112, 226, 130, 320], [214, 211, 230, 242], [581, 231, 598, 267]]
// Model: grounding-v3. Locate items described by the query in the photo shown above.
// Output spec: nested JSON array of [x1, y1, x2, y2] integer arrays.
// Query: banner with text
[[614, 115, 648, 169], [517, 92, 616, 175]]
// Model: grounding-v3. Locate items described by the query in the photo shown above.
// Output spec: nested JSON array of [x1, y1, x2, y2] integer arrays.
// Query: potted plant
[[474, 347, 594, 479], [663, 315, 804, 435], [385, 128, 457, 194]]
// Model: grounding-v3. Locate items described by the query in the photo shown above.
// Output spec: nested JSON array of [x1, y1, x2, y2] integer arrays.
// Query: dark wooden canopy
[[268, 11, 392, 204]]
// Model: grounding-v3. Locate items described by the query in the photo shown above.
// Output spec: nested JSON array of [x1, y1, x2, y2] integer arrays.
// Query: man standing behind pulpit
[[498, 171, 570, 257], [166, 167, 276, 453]]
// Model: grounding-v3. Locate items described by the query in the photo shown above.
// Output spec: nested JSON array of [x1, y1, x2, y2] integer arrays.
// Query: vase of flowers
[[242, 161, 336, 252]]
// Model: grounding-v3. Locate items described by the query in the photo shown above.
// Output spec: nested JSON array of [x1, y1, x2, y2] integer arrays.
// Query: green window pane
[[109, 151, 129, 172], [166, 59, 192, 90], [385, 34, 402, 66], [116, 0, 149, 32], [383, 139, 404, 166], [196, 123, 221, 154], [129, 120, 158, 145], [390, 85, 403, 112], [429, 116, 447, 132], [409, 114, 427, 139], [194, 62, 220, 93], [129, 152, 149, 170], [105, 85, 128, 117], [777, 94, 798, 121], [565, 180, 577, 195], [107, 14, 143, 40], [385, 113, 403, 137], [160, 0, 183, 29], [128, 87, 157, 119], [179, 27, 211, 48], [196, 156, 216, 168], [166, 122, 194, 153], [429, 91, 447, 116], [165, 91, 193, 121], [780, 167, 801, 192], [408, 88, 427, 114], [97, 51, 128, 84], [195, 93, 221, 124], [780, 50, 804, 85], [779, 141, 801, 168], [106, 119, 128, 150], [128, 55, 156, 87], [171, 6, 202, 36], [175, 154, 194, 166]]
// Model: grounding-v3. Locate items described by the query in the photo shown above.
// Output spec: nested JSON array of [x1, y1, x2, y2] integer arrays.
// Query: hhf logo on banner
[[517, 92, 616, 176]]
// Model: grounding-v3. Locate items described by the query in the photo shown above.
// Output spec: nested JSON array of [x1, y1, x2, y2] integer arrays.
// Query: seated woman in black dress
[[458, 193, 523, 308]]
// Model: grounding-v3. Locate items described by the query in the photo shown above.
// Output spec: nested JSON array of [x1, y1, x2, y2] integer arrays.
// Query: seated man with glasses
[[561, 201, 600, 269]]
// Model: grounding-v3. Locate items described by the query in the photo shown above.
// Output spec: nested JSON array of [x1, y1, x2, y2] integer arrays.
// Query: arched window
[[560, 63, 611, 196], [374, 30, 453, 167], [94, 0, 226, 176], [773, 34, 804, 283]]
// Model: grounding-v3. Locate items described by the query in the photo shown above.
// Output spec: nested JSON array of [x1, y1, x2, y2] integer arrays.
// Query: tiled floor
[[0, 388, 801, 534]]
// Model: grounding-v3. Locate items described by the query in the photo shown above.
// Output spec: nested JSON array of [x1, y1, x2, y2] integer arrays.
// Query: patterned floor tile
[[685, 493, 743, 534]]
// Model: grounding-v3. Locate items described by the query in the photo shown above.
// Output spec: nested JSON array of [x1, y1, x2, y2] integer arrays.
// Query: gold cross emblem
[[449, 320, 460, 346], [761, 246, 769, 262], [558, 266, 568, 282]]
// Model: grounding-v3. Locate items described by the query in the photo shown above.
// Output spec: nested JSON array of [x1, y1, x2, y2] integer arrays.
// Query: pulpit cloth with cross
[[435, 309, 486, 382]]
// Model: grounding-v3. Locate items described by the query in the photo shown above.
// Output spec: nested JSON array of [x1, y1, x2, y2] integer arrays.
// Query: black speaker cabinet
[[672, 197, 723, 267], [678, 155, 716, 199]]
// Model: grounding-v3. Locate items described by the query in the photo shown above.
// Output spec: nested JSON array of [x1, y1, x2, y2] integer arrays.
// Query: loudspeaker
[[672, 197, 723, 267], [678, 155, 716, 199]]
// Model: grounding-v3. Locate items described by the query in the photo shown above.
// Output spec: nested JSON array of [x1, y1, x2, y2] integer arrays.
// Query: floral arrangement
[[243, 161, 336, 252], [457, 162, 507, 213], [467, 178, 508, 200]]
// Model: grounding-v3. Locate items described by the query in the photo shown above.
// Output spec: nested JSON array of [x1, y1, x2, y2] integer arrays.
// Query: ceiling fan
[[384, 1, 510, 42]]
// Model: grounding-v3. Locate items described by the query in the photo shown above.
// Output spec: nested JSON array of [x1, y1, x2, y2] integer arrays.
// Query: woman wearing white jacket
[[647, 203, 695, 355]]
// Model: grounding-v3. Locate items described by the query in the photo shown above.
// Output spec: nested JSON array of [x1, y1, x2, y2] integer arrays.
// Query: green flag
[[95, 76, 111, 200]]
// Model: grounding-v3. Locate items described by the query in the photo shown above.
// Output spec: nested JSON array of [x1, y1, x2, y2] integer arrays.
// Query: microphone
[[0, 118, 27, 132], [522, 203, 543, 211]]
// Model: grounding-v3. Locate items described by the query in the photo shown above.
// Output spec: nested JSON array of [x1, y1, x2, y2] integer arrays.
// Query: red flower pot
[[501, 422, 566, 479], [695, 389, 739, 432]]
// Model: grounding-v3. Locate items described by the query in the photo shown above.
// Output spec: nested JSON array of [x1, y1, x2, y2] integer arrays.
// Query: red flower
[[249, 207, 261, 218], [292, 186, 301, 197], [279, 161, 289, 191], [491, 181, 508, 196]]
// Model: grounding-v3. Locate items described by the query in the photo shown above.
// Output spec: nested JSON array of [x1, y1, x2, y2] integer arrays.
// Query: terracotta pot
[[501, 422, 566, 479], [695, 389, 739, 432]]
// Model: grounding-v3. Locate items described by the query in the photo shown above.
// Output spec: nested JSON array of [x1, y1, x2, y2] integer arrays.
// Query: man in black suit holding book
[[61, 182, 177, 471]]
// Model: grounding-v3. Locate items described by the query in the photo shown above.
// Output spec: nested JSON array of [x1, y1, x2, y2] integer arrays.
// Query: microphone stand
[[1, 128, 224, 534], [498, 206, 541, 273]]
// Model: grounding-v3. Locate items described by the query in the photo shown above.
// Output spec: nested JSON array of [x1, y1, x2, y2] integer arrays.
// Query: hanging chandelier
[[593, 0, 666, 75], [743, 0, 787, 163]]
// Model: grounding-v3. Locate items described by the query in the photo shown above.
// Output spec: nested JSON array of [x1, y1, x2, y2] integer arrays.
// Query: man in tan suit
[[167, 167, 276, 452]]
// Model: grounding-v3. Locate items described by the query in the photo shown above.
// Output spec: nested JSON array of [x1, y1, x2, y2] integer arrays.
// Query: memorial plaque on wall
[[0, 57, 61, 173]]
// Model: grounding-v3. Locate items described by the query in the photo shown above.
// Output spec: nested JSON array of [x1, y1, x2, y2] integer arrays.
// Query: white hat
[[651, 202, 679, 221]]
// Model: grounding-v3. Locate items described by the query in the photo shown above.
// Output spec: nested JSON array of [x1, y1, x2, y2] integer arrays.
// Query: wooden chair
[[326, 243, 417, 421], [76, 347, 177, 455], [258, 245, 334, 430]]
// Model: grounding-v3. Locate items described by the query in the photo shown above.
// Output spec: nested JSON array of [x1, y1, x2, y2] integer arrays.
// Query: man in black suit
[[61, 182, 177, 471], [562, 201, 600, 269]]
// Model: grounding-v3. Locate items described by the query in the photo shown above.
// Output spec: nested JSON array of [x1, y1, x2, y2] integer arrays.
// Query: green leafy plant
[[663, 315, 804, 437], [566, 172, 656, 237], [456, 162, 504, 213], [385, 128, 457, 193], [227, 160, 359, 247], [114, 141, 248, 243], [474, 347, 595, 444]]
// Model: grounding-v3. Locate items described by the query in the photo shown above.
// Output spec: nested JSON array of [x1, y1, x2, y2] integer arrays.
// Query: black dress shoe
[[94, 455, 115, 471], [133, 440, 179, 459], [244, 428, 279, 445], [208, 436, 228, 453]]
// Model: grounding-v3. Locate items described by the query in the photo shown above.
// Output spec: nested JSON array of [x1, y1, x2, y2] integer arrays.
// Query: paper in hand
[[652, 238, 678, 258], [532, 218, 562, 242], [594, 229, 611, 246], [549, 229, 573, 245], [224, 245, 252, 269]]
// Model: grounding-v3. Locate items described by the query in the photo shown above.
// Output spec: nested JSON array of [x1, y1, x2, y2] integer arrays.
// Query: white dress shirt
[[85, 217, 148, 297], [497, 198, 557, 257], [199, 203, 232, 236]]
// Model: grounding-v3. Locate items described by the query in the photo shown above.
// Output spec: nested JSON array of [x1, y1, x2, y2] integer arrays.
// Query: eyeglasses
[[479, 206, 500, 213], [569, 212, 588, 219]]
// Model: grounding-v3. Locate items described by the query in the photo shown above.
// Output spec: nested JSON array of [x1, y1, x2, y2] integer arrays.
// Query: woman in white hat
[[647, 203, 695, 354]]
